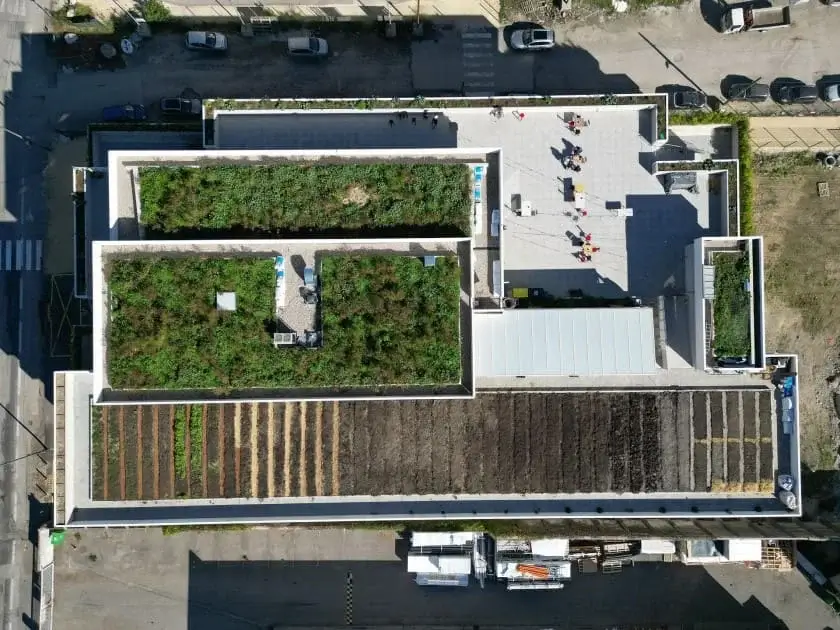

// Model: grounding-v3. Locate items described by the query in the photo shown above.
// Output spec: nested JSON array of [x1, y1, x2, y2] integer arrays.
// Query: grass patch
[[754, 151, 815, 177], [670, 111, 752, 235], [174, 407, 187, 479], [162, 524, 250, 535], [190, 405, 203, 483], [712, 251, 751, 357], [106, 255, 462, 391], [139, 164, 472, 237]]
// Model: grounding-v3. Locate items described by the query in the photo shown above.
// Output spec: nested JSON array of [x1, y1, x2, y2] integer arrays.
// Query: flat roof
[[474, 308, 658, 377], [107, 147, 495, 240], [92, 238, 474, 404], [85, 389, 776, 501]]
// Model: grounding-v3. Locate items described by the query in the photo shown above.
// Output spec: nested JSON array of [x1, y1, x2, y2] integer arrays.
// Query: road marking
[[15, 240, 22, 271], [35, 240, 41, 271], [4, 241, 10, 270], [461, 27, 495, 96], [25, 240, 31, 272]]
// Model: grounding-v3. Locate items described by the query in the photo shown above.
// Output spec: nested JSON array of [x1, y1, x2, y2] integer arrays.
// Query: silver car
[[185, 31, 228, 52], [825, 83, 840, 102], [509, 28, 555, 51], [287, 36, 329, 58]]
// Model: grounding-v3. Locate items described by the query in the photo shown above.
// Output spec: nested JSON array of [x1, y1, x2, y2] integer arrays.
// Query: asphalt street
[[52, 528, 839, 630], [0, 2, 52, 629]]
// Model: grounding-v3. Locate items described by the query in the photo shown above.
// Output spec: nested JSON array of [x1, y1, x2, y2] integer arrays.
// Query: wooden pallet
[[819, 181, 830, 198], [760, 540, 795, 571]]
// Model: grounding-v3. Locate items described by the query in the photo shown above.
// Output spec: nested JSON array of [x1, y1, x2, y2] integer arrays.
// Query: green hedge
[[669, 112, 753, 236]]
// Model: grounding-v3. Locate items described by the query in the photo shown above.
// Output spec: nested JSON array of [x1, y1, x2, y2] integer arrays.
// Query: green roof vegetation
[[712, 251, 752, 357], [138, 163, 472, 237], [105, 254, 462, 391]]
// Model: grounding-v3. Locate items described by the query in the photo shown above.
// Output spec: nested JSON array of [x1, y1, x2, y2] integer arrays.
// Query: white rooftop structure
[[406, 554, 472, 575], [474, 308, 658, 377], [530, 538, 570, 558], [411, 532, 477, 547], [723, 539, 762, 562], [215, 291, 237, 312]]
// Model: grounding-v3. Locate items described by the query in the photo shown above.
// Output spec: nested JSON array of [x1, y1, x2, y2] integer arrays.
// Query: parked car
[[102, 104, 147, 122], [509, 28, 555, 51], [671, 89, 707, 109], [185, 31, 228, 52], [727, 82, 770, 102], [160, 97, 202, 116], [287, 36, 329, 58], [777, 84, 818, 104], [824, 83, 840, 102]]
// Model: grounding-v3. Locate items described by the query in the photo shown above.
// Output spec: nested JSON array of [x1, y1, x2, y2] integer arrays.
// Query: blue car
[[102, 104, 147, 122]]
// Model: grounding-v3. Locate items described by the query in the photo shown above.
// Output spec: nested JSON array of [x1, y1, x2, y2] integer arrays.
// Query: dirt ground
[[90, 391, 774, 500], [753, 154, 840, 476]]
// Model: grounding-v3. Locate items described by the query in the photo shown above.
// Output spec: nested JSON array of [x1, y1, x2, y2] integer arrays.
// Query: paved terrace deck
[[86, 389, 776, 502]]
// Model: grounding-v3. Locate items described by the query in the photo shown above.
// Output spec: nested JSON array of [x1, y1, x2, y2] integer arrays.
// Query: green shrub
[[140, 0, 171, 22], [174, 407, 187, 479], [712, 251, 751, 357], [190, 405, 203, 482]]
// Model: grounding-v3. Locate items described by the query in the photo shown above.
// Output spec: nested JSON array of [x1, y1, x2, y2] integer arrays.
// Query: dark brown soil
[[223, 405, 237, 497], [709, 392, 724, 438], [140, 406, 155, 499], [90, 389, 780, 501], [157, 406, 174, 499], [743, 392, 758, 439], [205, 405, 221, 499], [727, 442, 742, 486]]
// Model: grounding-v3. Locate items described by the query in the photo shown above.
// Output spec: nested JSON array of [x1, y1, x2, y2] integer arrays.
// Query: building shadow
[[534, 45, 640, 95], [186, 551, 791, 630], [625, 193, 711, 298]]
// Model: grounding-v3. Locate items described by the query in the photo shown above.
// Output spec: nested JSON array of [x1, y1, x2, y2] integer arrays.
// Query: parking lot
[[53, 527, 838, 630]]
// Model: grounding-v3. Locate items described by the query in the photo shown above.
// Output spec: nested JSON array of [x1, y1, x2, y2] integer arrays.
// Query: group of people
[[567, 115, 589, 136], [563, 145, 587, 172], [388, 110, 440, 128]]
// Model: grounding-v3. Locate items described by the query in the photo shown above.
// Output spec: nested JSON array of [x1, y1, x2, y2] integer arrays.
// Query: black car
[[778, 84, 818, 104], [671, 90, 707, 109], [160, 97, 201, 117], [728, 82, 770, 102]]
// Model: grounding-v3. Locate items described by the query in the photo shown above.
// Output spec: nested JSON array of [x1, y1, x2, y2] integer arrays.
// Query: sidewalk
[[751, 116, 840, 153], [163, 0, 500, 26]]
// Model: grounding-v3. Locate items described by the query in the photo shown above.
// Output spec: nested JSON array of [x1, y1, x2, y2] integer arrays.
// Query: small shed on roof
[[474, 308, 658, 377]]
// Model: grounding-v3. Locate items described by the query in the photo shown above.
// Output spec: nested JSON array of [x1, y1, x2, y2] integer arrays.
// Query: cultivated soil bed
[[138, 163, 472, 238], [753, 152, 840, 473], [105, 254, 462, 391], [89, 390, 775, 501]]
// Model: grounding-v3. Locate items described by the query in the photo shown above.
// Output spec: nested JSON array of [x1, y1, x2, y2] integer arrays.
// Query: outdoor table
[[574, 185, 586, 211], [582, 242, 593, 257]]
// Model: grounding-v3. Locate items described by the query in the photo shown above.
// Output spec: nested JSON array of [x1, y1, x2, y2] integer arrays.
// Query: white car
[[509, 28, 555, 51], [287, 36, 329, 58], [185, 31, 228, 52], [825, 83, 840, 103]]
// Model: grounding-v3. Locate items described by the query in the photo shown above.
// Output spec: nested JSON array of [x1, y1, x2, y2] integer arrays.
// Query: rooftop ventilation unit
[[273, 332, 297, 347]]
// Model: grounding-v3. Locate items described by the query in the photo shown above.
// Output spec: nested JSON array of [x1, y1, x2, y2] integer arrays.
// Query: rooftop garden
[[712, 250, 752, 358], [105, 254, 462, 391], [138, 163, 472, 238]]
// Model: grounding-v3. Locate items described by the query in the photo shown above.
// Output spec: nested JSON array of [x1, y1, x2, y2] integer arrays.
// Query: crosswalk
[[0, 239, 42, 271], [461, 27, 496, 96]]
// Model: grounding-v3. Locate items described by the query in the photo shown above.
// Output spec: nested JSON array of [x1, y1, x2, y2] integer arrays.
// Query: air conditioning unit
[[273, 332, 297, 347]]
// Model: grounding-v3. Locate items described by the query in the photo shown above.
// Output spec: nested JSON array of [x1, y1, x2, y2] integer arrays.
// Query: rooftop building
[[55, 95, 801, 528]]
